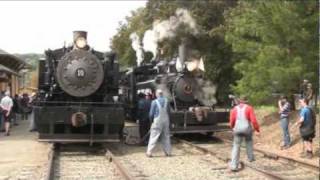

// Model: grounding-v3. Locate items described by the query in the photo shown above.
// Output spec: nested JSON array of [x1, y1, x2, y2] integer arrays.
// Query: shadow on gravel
[[259, 112, 280, 126], [174, 134, 224, 144], [314, 147, 320, 157]]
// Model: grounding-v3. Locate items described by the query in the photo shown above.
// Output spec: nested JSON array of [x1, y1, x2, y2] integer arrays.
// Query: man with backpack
[[229, 95, 260, 172], [295, 98, 316, 159]]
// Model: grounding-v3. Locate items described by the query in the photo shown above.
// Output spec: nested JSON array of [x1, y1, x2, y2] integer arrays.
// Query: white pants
[[147, 120, 171, 155]]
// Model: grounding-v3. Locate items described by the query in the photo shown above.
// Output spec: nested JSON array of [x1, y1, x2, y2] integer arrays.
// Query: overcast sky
[[0, 1, 146, 54]]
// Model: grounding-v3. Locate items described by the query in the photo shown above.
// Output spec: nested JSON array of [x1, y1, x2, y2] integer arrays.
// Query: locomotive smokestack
[[176, 38, 187, 72], [73, 31, 88, 49], [178, 39, 187, 63], [73, 31, 88, 42]]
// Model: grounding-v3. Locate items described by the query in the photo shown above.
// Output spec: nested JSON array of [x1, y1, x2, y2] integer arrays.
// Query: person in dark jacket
[[137, 93, 152, 145], [0, 91, 4, 132], [21, 93, 30, 120], [12, 94, 20, 126]]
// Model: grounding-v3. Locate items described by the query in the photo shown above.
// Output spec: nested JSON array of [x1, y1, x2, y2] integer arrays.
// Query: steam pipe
[[178, 38, 187, 64]]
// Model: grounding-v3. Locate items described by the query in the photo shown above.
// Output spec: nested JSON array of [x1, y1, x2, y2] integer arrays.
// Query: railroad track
[[45, 143, 134, 180], [175, 135, 319, 180], [108, 140, 275, 180], [220, 138, 320, 172]]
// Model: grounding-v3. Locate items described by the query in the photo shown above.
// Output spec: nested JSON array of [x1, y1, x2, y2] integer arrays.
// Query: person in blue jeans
[[295, 98, 315, 159], [278, 95, 291, 149], [229, 96, 260, 172]]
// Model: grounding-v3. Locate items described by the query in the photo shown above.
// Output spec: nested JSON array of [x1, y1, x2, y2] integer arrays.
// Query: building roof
[[0, 64, 20, 76], [0, 49, 31, 75]]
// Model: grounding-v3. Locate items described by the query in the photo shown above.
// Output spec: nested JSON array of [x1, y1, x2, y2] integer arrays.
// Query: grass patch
[[255, 105, 277, 113]]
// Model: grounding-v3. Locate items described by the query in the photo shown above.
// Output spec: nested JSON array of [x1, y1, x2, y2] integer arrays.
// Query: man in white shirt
[[0, 91, 13, 136]]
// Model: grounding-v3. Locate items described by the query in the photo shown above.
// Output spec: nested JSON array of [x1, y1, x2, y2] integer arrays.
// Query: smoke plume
[[195, 79, 217, 106], [129, 32, 144, 66], [143, 8, 198, 59]]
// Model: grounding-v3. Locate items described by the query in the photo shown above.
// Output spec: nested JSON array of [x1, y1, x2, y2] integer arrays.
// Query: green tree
[[111, 0, 237, 103], [225, 1, 319, 104], [111, 8, 150, 67]]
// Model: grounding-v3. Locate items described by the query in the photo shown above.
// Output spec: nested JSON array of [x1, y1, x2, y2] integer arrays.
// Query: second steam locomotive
[[121, 41, 229, 135]]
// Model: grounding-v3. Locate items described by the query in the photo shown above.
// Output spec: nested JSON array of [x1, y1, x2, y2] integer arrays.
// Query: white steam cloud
[[129, 32, 144, 66], [143, 8, 198, 59], [194, 79, 217, 106]]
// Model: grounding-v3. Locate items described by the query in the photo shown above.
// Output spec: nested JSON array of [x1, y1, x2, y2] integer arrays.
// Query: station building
[[0, 49, 31, 95]]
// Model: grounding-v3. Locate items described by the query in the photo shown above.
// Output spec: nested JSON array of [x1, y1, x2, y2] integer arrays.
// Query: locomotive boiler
[[34, 31, 124, 143], [122, 42, 229, 134]]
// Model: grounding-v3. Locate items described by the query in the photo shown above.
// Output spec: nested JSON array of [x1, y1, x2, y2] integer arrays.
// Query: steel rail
[[220, 138, 319, 172], [46, 143, 134, 180], [175, 138, 285, 180], [105, 148, 135, 180], [45, 144, 56, 180]]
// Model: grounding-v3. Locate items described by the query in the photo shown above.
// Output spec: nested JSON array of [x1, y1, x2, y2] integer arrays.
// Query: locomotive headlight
[[75, 37, 87, 49]]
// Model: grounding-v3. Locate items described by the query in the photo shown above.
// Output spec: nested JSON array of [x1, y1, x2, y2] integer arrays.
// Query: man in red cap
[[229, 95, 260, 171]]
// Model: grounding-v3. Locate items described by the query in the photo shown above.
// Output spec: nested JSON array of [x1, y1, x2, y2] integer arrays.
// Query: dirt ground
[[216, 106, 319, 166], [0, 120, 51, 179]]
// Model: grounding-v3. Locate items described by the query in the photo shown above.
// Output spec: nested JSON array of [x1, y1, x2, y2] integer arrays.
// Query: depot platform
[[0, 119, 51, 180]]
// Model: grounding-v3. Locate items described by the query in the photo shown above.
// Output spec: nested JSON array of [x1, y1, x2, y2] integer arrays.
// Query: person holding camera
[[278, 95, 291, 149]]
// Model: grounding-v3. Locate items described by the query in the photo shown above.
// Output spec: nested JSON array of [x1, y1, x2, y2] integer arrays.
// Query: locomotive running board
[[38, 139, 120, 143], [170, 125, 230, 134], [38, 134, 121, 143]]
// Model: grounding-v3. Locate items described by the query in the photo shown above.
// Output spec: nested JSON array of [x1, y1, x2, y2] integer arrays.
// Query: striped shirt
[[280, 102, 290, 118]]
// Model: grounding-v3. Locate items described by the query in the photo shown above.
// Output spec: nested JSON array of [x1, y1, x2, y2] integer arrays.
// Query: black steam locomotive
[[121, 42, 229, 134], [34, 31, 124, 143]]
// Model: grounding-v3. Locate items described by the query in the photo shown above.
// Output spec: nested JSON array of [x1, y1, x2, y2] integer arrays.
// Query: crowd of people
[[0, 91, 37, 136], [0, 79, 316, 173], [228, 80, 316, 172], [137, 79, 316, 173]]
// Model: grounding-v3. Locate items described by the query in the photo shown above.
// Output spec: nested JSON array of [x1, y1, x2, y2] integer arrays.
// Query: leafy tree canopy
[[111, 0, 236, 103], [111, 0, 319, 105], [225, 0, 318, 104]]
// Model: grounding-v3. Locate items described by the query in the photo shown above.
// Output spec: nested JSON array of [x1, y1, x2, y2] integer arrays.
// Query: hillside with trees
[[15, 53, 43, 90], [110, 0, 319, 105]]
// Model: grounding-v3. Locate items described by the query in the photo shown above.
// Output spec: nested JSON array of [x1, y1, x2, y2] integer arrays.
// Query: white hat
[[5, 91, 10, 96], [156, 89, 163, 97]]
